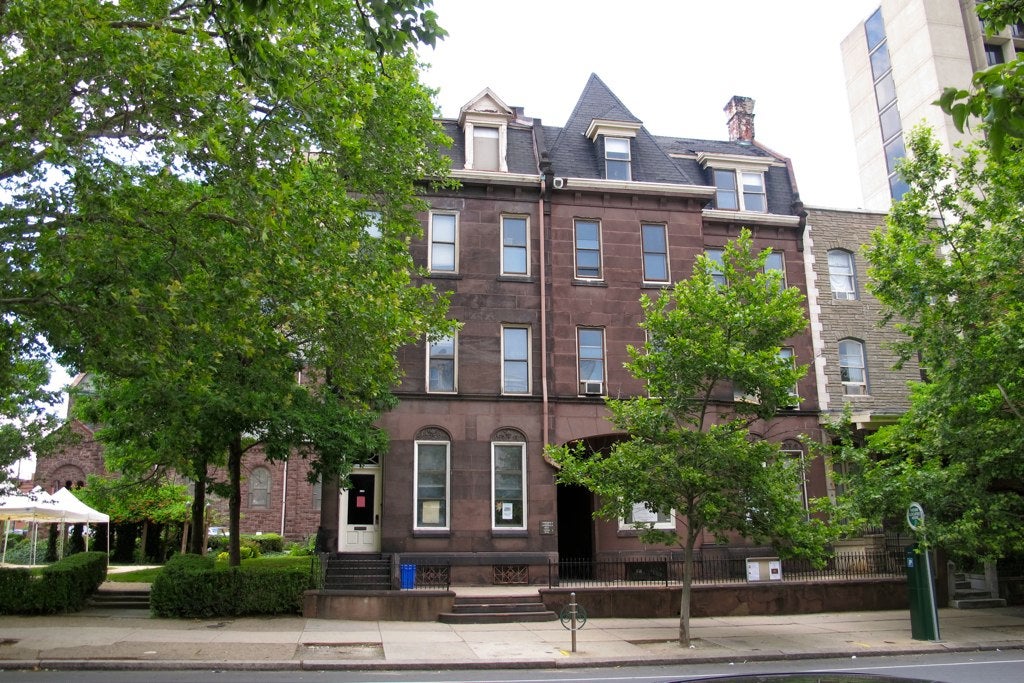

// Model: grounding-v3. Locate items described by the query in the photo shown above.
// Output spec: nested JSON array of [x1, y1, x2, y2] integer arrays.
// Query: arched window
[[838, 339, 868, 395], [248, 467, 271, 509], [414, 427, 451, 530], [827, 250, 858, 300]]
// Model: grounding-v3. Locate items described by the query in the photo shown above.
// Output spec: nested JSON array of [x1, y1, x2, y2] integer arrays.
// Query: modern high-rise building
[[841, 0, 1024, 210]]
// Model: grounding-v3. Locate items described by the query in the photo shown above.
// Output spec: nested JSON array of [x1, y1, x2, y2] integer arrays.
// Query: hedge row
[[206, 532, 283, 555], [150, 553, 314, 618], [0, 552, 108, 615]]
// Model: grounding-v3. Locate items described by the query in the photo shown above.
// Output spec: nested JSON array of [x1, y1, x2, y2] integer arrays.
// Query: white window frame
[[781, 448, 809, 516], [427, 333, 457, 393], [573, 219, 603, 280], [605, 136, 631, 180], [248, 467, 271, 509], [414, 440, 450, 530], [472, 125, 500, 171], [705, 248, 727, 288], [839, 339, 868, 396], [491, 441, 526, 530], [641, 223, 670, 284], [500, 215, 529, 277], [713, 169, 767, 212], [827, 249, 858, 300], [501, 325, 531, 395], [428, 211, 458, 273], [779, 346, 799, 402], [620, 502, 674, 530], [577, 327, 606, 395], [763, 250, 786, 288]]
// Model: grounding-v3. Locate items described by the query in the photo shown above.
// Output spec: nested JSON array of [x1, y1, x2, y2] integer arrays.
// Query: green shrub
[[245, 533, 282, 554], [150, 553, 315, 618], [287, 535, 315, 556], [0, 551, 107, 615]]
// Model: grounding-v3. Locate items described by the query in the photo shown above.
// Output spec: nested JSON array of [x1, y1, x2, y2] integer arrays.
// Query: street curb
[[1, 643, 1021, 672]]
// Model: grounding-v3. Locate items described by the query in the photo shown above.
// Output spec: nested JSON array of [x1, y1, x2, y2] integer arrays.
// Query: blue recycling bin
[[400, 563, 416, 589]]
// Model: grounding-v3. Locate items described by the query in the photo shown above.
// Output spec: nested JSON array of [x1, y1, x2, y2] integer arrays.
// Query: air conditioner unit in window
[[581, 381, 604, 396], [834, 291, 857, 300]]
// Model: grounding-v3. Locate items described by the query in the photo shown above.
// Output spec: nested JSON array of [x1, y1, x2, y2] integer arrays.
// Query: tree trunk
[[678, 531, 698, 647], [188, 466, 208, 555], [228, 433, 243, 567]]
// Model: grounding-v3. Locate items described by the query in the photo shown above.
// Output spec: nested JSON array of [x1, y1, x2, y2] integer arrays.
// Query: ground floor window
[[492, 442, 525, 529], [414, 441, 450, 529]]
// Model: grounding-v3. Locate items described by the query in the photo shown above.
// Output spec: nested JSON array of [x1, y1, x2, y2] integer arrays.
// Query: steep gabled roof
[[546, 74, 702, 185]]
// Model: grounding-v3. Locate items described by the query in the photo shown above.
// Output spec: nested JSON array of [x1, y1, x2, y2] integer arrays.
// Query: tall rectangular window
[[605, 137, 631, 180], [641, 223, 669, 283], [713, 170, 738, 210], [578, 327, 605, 395], [779, 346, 798, 401], [501, 216, 528, 276], [827, 249, 857, 300], [492, 442, 525, 529], [414, 441, 449, 529], [574, 219, 602, 279], [763, 251, 786, 288], [427, 334, 456, 393], [473, 126, 500, 171], [429, 212, 457, 273], [839, 339, 867, 395], [741, 171, 766, 212], [705, 248, 727, 288], [502, 326, 530, 394]]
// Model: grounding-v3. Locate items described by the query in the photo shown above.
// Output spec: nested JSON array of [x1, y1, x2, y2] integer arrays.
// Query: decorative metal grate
[[416, 564, 451, 589], [494, 564, 529, 585]]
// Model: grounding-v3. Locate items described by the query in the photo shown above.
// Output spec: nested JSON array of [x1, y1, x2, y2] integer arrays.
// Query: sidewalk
[[1, 588, 1022, 672]]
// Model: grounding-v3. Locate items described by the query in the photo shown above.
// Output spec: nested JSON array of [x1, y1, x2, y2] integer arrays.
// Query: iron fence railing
[[407, 563, 451, 590], [549, 548, 907, 588]]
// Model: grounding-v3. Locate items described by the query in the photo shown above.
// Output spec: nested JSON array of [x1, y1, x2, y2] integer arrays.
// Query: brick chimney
[[725, 96, 755, 142]]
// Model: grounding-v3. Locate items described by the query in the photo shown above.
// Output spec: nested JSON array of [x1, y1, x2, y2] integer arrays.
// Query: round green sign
[[907, 502, 925, 530]]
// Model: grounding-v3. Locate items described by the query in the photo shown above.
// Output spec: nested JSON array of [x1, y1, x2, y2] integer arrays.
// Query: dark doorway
[[557, 483, 594, 578]]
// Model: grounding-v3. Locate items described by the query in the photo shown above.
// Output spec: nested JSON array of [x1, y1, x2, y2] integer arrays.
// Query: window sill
[[641, 282, 671, 289], [413, 529, 451, 538], [497, 275, 535, 283], [427, 272, 462, 280], [491, 529, 528, 538], [571, 279, 608, 288]]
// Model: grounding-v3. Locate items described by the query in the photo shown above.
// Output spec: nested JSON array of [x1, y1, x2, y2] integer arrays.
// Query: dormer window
[[605, 137, 631, 180], [714, 169, 766, 212], [458, 88, 514, 173], [473, 126, 500, 171]]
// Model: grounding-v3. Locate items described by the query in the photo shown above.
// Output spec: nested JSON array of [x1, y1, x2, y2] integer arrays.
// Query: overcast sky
[[420, 0, 884, 209]]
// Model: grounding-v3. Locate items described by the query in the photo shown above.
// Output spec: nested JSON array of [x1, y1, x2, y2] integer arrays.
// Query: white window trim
[[764, 250, 787, 288], [781, 449, 809, 515], [426, 333, 457, 394], [619, 502, 675, 530], [413, 440, 451, 531], [491, 441, 526, 530], [573, 218, 603, 281], [604, 136, 632, 181], [462, 120, 508, 172], [640, 222, 670, 284], [248, 467, 271, 509], [500, 215, 530, 277], [428, 211, 459, 273], [839, 339, 868, 396], [827, 249, 858, 300], [576, 327, 606, 396], [501, 325, 532, 395]]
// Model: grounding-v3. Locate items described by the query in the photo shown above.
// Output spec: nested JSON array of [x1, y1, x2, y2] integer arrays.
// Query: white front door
[[339, 468, 381, 552]]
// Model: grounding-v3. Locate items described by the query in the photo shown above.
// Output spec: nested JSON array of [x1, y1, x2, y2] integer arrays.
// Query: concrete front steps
[[951, 574, 1007, 609], [87, 586, 151, 610], [438, 595, 557, 624]]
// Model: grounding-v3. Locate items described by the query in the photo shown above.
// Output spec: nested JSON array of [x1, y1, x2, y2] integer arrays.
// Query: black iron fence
[[550, 548, 906, 588]]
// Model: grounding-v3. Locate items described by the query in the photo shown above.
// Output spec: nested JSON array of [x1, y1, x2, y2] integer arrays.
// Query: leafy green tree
[[547, 231, 830, 646], [861, 126, 1024, 560], [1, 0, 453, 564]]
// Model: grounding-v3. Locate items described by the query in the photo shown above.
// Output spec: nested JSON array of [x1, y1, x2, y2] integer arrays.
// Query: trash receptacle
[[905, 545, 939, 640], [400, 563, 416, 590]]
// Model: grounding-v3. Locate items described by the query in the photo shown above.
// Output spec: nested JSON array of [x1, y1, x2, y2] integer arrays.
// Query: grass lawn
[[105, 553, 314, 582]]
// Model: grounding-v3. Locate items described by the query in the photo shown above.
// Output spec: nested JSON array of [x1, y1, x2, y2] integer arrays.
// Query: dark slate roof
[[440, 74, 799, 215], [439, 121, 539, 175]]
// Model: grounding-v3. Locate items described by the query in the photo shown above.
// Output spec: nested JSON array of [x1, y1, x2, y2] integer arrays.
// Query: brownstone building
[[318, 75, 828, 583]]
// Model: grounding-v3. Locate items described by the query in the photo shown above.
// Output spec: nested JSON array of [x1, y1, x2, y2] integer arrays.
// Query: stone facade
[[803, 206, 921, 429]]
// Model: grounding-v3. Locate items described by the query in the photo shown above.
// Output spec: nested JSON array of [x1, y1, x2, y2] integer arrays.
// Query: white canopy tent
[[0, 487, 110, 565]]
